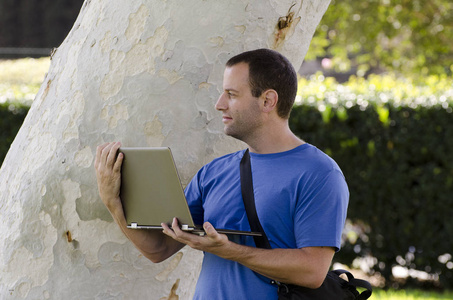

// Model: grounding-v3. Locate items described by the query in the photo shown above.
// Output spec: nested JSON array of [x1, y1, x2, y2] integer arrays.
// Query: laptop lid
[[120, 147, 195, 228], [119, 147, 261, 237]]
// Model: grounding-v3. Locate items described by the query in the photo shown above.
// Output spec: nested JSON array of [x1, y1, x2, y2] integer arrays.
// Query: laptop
[[119, 147, 262, 237]]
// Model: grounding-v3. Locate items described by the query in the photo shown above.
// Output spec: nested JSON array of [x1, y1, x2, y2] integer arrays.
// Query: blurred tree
[[306, 0, 453, 77], [0, 0, 84, 51]]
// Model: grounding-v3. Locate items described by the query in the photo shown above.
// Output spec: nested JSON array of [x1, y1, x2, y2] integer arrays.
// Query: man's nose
[[215, 93, 227, 111]]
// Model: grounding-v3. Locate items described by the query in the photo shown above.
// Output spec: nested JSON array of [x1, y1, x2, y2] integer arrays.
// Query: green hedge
[[290, 74, 453, 289], [0, 102, 29, 167]]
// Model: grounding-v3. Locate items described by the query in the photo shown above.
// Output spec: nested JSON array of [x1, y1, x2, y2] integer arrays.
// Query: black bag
[[273, 269, 372, 300], [239, 149, 372, 300]]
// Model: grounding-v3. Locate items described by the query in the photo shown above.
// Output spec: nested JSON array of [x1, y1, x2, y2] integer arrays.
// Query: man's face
[[215, 63, 263, 141]]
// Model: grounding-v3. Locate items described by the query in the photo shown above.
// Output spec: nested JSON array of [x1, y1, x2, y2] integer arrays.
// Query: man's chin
[[224, 128, 243, 141]]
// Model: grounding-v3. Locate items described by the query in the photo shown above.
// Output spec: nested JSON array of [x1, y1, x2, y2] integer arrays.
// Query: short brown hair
[[226, 49, 297, 119]]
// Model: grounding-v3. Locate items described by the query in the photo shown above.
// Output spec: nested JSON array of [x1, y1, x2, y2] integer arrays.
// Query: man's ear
[[261, 89, 278, 113]]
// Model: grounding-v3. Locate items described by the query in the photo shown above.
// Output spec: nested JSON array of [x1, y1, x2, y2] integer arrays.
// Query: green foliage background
[[307, 0, 453, 77], [0, 58, 49, 166], [290, 75, 453, 289]]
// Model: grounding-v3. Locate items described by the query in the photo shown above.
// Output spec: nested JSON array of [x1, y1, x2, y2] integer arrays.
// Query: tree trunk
[[0, 0, 330, 298]]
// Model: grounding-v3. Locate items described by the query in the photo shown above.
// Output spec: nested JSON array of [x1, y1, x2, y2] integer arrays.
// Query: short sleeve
[[294, 169, 349, 251]]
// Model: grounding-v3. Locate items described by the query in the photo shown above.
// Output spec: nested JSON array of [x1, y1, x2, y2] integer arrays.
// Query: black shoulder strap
[[240, 149, 271, 249]]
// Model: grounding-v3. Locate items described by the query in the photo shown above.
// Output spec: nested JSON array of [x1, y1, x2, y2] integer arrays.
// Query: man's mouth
[[222, 116, 232, 122]]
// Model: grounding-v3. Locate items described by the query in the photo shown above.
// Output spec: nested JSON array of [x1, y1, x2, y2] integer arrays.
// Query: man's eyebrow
[[224, 88, 239, 93]]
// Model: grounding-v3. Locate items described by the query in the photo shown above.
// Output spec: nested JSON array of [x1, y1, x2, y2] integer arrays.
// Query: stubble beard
[[223, 99, 263, 143], [223, 115, 262, 144]]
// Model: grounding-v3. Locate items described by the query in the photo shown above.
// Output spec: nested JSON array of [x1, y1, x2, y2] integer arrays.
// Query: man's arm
[[162, 218, 334, 289], [95, 142, 184, 263]]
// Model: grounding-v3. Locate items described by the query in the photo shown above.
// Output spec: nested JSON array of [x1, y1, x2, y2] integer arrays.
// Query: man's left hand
[[161, 218, 230, 253]]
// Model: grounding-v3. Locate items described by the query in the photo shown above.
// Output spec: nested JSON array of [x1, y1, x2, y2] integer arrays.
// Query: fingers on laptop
[[106, 142, 121, 169], [94, 143, 108, 170], [96, 142, 121, 169], [95, 142, 111, 168]]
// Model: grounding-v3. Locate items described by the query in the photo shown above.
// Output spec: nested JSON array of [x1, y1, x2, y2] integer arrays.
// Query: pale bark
[[0, 0, 330, 298]]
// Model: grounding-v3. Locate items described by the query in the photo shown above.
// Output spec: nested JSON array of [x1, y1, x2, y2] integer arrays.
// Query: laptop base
[[127, 223, 262, 237]]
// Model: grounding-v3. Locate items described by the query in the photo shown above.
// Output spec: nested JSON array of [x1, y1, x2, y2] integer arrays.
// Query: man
[[95, 49, 349, 299]]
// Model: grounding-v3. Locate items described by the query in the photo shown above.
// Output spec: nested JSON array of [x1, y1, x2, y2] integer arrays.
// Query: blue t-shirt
[[184, 144, 349, 300]]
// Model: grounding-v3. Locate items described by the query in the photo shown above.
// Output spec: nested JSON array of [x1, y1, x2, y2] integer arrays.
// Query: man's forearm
[[213, 240, 333, 288], [108, 198, 184, 263], [162, 220, 334, 288]]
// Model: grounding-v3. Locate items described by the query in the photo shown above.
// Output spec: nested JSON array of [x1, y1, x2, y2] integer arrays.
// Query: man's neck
[[246, 122, 305, 154]]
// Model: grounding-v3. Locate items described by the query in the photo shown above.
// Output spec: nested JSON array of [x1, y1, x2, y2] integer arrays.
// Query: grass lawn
[[373, 289, 453, 299], [0, 57, 50, 103]]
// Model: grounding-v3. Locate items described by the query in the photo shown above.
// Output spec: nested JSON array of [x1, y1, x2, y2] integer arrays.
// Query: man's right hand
[[94, 142, 124, 214]]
